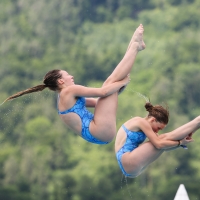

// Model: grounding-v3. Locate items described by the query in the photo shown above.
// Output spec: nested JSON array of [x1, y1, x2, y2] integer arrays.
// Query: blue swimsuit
[[116, 124, 146, 177], [58, 96, 108, 145]]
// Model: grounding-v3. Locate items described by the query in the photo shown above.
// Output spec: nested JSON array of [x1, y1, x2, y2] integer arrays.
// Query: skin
[[57, 24, 146, 143], [115, 115, 199, 178]]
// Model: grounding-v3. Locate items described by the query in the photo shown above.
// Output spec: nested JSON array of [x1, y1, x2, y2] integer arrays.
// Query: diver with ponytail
[[3, 24, 146, 145]]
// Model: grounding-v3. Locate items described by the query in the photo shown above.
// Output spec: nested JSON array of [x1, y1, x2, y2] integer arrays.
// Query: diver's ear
[[150, 116, 156, 122], [57, 78, 64, 85]]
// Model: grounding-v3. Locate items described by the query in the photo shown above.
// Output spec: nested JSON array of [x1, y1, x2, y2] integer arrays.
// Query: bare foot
[[132, 24, 146, 51]]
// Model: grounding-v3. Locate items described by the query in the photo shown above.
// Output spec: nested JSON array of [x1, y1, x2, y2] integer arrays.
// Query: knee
[[103, 76, 115, 86], [158, 134, 166, 139], [158, 134, 169, 140]]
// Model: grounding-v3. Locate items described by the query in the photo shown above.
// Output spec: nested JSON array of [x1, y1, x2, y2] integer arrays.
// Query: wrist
[[177, 140, 181, 147]]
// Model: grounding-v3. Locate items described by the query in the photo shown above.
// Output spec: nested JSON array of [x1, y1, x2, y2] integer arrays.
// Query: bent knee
[[103, 76, 115, 86], [158, 134, 167, 139]]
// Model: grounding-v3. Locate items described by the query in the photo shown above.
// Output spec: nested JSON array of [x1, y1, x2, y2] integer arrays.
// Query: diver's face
[[59, 70, 74, 86], [151, 118, 166, 133]]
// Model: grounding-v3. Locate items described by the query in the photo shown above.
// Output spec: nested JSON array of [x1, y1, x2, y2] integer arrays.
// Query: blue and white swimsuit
[[58, 96, 108, 145], [116, 124, 146, 177]]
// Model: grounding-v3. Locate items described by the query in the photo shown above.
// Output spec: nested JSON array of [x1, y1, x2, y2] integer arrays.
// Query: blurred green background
[[0, 0, 200, 199]]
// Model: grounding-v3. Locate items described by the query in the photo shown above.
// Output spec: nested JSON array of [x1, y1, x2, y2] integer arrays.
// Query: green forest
[[0, 0, 200, 199]]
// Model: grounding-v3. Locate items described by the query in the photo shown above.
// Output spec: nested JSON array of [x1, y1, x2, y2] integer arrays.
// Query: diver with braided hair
[[115, 101, 199, 178]]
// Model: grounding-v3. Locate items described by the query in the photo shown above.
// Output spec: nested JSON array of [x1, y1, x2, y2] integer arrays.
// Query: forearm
[[102, 81, 125, 96], [153, 139, 181, 150], [164, 146, 180, 151]]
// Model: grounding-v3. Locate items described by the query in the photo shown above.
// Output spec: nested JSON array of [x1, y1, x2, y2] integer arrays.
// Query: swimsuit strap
[[122, 124, 129, 134], [122, 124, 146, 144], [57, 96, 85, 115]]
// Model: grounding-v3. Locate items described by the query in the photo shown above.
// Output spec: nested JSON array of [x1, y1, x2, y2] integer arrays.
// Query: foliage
[[0, 0, 200, 199]]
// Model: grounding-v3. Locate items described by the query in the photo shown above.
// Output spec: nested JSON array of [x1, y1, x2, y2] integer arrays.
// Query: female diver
[[3, 24, 146, 145], [115, 101, 197, 178]]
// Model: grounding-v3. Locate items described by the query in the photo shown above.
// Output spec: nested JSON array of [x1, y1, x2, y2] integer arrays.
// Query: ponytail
[[1, 84, 47, 105], [1, 69, 62, 105]]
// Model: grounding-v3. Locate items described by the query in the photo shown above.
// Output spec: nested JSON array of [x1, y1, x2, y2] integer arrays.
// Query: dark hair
[[2, 69, 62, 104], [145, 102, 169, 124]]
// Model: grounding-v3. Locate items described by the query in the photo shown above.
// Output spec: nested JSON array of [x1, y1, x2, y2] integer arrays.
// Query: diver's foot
[[132, 24, 146, 51]]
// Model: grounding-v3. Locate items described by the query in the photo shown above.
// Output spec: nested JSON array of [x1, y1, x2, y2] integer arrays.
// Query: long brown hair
[[2, 69, 62, 104], [145, 102, 169, 124]]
